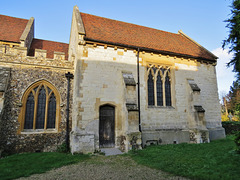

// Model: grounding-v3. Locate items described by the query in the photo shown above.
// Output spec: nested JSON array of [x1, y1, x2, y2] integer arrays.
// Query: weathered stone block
[[35, 49, 47, 58], [70, 129, 95, 154], [208, 127, 226, 140]]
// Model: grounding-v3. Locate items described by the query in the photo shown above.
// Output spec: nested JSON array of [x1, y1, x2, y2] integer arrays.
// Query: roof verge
[[178, 30, 218, 59], [74, 6, 85, 35], [20, 17, 34, 50]]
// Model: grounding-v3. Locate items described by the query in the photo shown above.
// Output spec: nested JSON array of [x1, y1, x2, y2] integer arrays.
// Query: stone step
[[100, 148, 123, 156]]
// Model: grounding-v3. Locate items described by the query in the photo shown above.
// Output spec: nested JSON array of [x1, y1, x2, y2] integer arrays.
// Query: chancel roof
[[80, 12, 217, 61]]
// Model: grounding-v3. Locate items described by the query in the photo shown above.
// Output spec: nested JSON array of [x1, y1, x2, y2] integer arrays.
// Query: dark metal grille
[[165, 74, 172, 106], [148, 72, 154, 105], [157, 73, 163, 106], [47, 93, 56, 128], [24, 92, 34, 129], [36, 86, 46, 129]]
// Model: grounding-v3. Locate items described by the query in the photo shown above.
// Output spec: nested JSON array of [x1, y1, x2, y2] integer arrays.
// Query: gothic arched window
[[147, 66, 172, 107], [20, 80, 60, 132]]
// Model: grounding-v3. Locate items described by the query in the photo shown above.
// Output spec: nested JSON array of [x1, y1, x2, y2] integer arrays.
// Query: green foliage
[[56, 142, 69, 153], [234, 103, 240, 118], [0, 152, 89, 180], [235, 131, 240, 153], [222, 121, 240, 134], [228, 80, 240, 112], [130, 137, 240, 180], [223, 0, 240, 77], [223, 80, 240, 119]]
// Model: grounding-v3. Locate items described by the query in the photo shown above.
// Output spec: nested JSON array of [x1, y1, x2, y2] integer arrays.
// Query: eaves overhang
[[84, 37, 217, 63]]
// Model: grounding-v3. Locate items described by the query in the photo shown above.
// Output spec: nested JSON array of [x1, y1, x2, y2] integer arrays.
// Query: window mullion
[[162, 74, 166, 107], [154, 73, 157, 106], [33, 87, 40, 130]]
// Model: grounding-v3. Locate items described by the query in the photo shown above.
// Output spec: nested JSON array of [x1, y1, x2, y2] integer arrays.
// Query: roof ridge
[[80, 12, 180, 36], [0, 14, 28, 21]]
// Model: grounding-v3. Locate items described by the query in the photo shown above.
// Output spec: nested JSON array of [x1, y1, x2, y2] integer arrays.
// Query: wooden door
[[99, 105, 115, 148]]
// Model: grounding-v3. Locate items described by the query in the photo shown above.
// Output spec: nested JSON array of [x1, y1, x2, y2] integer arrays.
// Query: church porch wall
[[71, 45, 139, 153], [0, 66, 73, 154]]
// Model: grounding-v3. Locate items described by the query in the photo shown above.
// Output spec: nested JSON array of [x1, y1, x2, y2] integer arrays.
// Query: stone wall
[[0, 45, 74, 154], [140, 53, 225, 144], [71, 42, 225, 153], [0, 66, 10, 115], [71, 44, 140, 153]]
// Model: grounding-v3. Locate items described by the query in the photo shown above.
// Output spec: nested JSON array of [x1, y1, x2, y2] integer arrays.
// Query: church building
[[0, 6, 225, 154]]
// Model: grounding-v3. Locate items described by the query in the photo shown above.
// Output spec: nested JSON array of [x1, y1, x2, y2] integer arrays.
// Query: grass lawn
[[0, 136, 239, 180], [130, 136, 240, 180], [0, 152, 89, 180]]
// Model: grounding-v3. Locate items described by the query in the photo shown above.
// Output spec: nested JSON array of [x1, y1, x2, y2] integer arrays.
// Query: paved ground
[[100, 148, 123, 156], [17, 155, 189, 180]]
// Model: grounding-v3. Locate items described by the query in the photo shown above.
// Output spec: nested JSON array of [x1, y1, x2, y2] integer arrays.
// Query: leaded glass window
[[157, 73, 163, 106], [22, 80, 59, 131], [148, 70, 154, 106], [24, 92, 34, 129], [36, 86, 46, 129], [47, 93, 56, 128], [165, 74, 171, 106], [147, 66, 172, 107]]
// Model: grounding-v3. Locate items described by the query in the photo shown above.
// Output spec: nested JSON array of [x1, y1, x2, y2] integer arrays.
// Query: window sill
[[21, 129, 58, 134], [148, 106, 175, 109]]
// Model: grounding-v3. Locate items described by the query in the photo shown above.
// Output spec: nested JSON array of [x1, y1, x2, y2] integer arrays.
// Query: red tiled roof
[[28, 38, 69, 60], [80, 13, 216, 61], [0, 15, 28, 43]]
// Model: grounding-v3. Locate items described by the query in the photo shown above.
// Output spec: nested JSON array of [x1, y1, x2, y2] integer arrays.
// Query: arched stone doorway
[[99, 105, 115, 148]]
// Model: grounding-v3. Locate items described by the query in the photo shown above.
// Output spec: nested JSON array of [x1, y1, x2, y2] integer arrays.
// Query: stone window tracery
[[19, 80, 60, 132], [147, 65, 172, 107]]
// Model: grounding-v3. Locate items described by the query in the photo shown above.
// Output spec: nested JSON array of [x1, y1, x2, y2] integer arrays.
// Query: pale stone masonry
[[0, 6, 225, 154], [69, 6, 225, 153]]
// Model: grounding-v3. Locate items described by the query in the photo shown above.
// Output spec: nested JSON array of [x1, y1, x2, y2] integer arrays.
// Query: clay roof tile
[[0, 14, 28, 43], [80, 12, 216, 61], [28, 38, 69, 60]]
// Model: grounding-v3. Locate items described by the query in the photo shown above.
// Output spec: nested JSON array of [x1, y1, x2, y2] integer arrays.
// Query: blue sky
[[0, 0, 235, 96]]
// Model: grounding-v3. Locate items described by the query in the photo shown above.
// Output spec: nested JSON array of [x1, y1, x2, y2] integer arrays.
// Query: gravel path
[[17, 155, 189, 180]]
